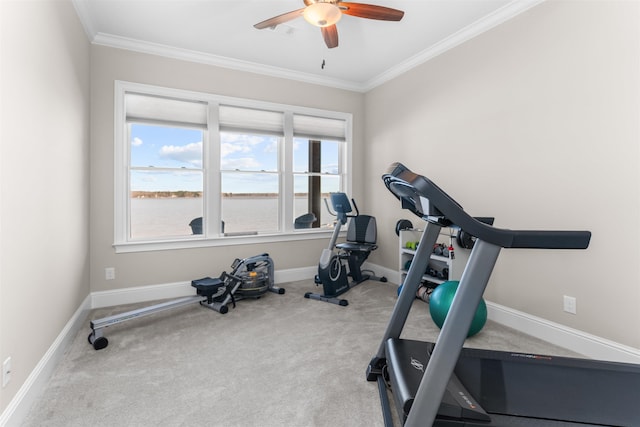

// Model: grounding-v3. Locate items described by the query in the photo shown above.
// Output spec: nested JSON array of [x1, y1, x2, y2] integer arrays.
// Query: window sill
[[113, 229, 338, 253]]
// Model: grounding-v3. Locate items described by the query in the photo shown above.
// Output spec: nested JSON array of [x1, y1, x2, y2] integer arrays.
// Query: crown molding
[[363, 0, 545, 91], [71, 0, 95, 40], [91, 32, 367, 92], [74, 0, 544, 93]]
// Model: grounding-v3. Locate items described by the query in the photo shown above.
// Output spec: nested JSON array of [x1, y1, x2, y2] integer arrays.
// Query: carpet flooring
[[21, 279, 578, 427]]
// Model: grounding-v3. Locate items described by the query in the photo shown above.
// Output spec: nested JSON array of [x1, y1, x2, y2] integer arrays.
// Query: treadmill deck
[[385, 338, 640, 427]]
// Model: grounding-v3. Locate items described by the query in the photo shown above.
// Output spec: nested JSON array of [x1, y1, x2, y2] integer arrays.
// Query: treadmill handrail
[[383, 162, 591, 249]]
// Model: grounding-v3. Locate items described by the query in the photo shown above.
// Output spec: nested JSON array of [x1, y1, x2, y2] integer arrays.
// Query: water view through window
[[119, 86, 349, 244]]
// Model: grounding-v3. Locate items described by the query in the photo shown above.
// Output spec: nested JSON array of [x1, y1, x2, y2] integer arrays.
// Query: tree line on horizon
[[131, 191, 331, 198]]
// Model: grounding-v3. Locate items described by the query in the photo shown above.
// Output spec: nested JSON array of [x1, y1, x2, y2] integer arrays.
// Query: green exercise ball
[[429, 280, 487, 337]]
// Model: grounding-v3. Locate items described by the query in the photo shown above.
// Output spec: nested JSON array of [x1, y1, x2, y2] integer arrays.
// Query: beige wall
[[89, 46, 365, 293], [0, 0, 90, 413], [3, 0, 640, 418], [365, 0, 640, 348]]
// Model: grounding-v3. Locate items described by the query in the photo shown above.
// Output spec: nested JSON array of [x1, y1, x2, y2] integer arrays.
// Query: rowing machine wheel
[[339, 299, 349, 306], [88, 333, 109, 350]]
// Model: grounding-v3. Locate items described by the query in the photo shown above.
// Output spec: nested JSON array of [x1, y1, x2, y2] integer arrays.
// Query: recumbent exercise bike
[[305, 193, 387, 306]]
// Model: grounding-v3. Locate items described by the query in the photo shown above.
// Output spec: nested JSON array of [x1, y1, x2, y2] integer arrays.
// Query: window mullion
[[343, 120, 352, 196], [114, 82, 128, 243], [283, 112, 294, 232], [207, 101, 221, 236]]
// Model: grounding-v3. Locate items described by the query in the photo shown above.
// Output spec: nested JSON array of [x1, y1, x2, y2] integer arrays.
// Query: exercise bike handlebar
[[383, 162, 591, 250]]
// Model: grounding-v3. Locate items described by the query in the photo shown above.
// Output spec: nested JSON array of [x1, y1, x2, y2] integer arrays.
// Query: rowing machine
[[88, 253, 282, 350]]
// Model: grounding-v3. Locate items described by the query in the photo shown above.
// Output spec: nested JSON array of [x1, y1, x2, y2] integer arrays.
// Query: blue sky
[[130, 124, 340, 193]]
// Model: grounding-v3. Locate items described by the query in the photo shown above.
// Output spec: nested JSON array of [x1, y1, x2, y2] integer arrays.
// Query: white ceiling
[[72, 0, 542, 92]]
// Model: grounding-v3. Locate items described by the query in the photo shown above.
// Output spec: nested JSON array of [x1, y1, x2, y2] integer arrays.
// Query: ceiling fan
[[254, 0, 404, 49]]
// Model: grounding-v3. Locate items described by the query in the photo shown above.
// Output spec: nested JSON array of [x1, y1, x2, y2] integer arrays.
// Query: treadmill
[[366, 163, 640, 427]]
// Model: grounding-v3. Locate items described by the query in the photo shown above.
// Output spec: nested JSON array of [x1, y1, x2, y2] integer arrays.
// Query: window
[[293, 114, 345, 227], [219, 105, 283, 235], [114, 82, 352, 251], [130, 123, 204, 240]]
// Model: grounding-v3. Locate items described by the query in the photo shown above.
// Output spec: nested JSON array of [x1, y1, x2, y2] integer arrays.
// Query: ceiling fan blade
[[338, 2, 404, 21], [321, 25, 339, 49], [254, 8, 305, 29]]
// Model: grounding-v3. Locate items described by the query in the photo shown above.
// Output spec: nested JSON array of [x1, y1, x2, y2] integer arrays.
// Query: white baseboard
[[0, 295, 91, 427], [376, 262, 640, 364], [91, 280, 195, 308], [274, 266, 316, 284], [277, 264, 398, 285], [90, 263, 395, 309], [90, 266, 319, 309], [90, 263, 640, 365], [364, 262, 400, 285], [487, 301, 640, 364]]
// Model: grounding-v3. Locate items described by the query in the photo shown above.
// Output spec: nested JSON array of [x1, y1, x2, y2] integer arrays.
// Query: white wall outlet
[[563, 295, 577, 314], [105, 267, 115, 280], [3, 357, 12, 387]]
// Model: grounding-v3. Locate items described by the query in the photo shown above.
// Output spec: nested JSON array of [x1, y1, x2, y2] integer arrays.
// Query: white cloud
[[263, 139, 278, 153], [323, 163, 339, 174], [221, 157, 261, 170], [132, 137, 143, 147], [222, 133, 264, 146], [139, 174, 156, 183], [159, 141, 202, 167], [221, 141, 251, 158]]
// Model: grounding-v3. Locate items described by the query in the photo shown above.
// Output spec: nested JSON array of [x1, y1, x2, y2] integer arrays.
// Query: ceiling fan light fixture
[[303, 2, 341, 27]]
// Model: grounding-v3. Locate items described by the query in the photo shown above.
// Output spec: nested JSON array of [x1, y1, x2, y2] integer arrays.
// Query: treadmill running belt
[[385, 339, 640, 426], [455, 346, 640, 426]]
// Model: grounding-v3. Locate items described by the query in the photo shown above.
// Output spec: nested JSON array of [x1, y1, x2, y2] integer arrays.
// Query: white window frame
[[114, 81, 352, 253]]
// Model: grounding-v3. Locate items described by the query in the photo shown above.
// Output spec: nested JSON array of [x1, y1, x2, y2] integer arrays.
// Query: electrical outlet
[[563, 295, 577, 314], [3, 357, 12, 387], [105, 267, 115, 280]]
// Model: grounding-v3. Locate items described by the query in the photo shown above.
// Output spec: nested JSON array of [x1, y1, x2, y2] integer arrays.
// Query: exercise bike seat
[[336, 215, 378, 253]]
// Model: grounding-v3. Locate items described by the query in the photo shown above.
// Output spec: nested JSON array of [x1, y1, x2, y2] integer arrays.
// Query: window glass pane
[[320, 140, 340, 173], [293, 138, 309, 173], [293, 175, 313, 228], [221, 172, 279, 234], [131, 124, 203, 169], [130, 170, 203, 239], [294, 174, 340, 228], [293, 138, 340, 173], [221, 132, 279, 172]]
